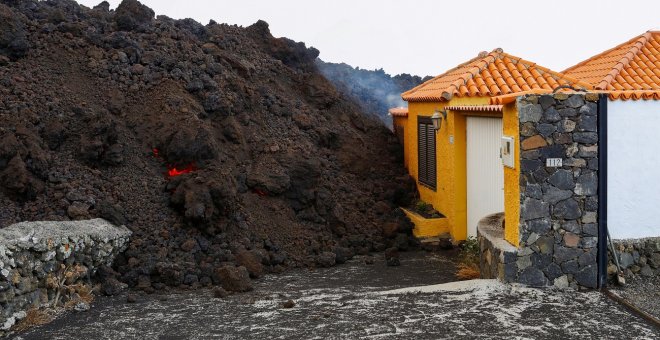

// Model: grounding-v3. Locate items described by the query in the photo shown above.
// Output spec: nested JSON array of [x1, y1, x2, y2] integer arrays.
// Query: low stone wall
[[609, 237, 660, 279], [478, 213, 517, 282], [0, 219, 131, 332]]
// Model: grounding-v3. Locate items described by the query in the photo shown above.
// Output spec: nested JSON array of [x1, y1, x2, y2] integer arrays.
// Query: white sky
[[76, 0, 660, 77]]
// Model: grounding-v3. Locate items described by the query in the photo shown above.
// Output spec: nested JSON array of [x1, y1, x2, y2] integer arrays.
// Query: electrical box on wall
[[501, 136, 515, 168]]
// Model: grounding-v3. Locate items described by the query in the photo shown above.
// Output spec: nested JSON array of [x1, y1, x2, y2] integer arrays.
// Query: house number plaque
[[546, 158, 563, 167]]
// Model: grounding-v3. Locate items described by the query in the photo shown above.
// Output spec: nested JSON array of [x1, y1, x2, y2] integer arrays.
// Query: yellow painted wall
[[401, 208, 450, 238], [502, 102, 521, 247], [404, 97, 502, 242]]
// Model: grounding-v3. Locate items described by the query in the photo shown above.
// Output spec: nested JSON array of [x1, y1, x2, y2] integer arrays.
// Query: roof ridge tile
[[417, 49, 503, 101], [563, 32, 651, 74], [403, 49, 590, 102], [594, 32, 652, 89]]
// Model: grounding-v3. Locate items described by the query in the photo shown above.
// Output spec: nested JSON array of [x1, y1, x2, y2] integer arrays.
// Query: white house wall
[[608, 99, 660, 239]]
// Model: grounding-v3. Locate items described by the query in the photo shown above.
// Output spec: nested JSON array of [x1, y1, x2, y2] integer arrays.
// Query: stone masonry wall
[[478, 213, 517, 283], [609, 237, 660, 279], [516, 93, 600, 289], [0, 219, 131, 332]]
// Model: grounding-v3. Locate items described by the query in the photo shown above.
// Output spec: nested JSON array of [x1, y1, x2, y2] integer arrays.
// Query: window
[[418, 116, 437, 190]]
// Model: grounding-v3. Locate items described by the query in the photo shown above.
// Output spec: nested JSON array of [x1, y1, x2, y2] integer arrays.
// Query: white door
[[467, 117, 504, 237]]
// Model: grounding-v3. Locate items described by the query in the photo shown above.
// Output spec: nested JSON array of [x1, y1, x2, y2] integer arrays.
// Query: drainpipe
[[597, 94, 608, 288]]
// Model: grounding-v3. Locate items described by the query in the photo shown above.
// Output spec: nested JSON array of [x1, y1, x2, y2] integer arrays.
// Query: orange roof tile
[[564, 31, 660, 93], [388, 107, 408, 117], [445, 105, 503, 112], [607, 90, 660, 101], [402, 49, 591, 102]]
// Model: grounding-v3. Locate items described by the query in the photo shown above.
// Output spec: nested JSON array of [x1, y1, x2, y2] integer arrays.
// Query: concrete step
[[419, 235, 454, 251]]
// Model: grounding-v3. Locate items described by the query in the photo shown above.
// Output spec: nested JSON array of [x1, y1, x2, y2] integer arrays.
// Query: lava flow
[[153, 148, 196, 178], [168, 164, 196, 177]]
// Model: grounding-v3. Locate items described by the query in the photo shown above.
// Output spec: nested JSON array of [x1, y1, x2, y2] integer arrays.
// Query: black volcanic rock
[[115, 0, 154, 31], [0, 0, 416, 290], [0, 3, 29, 59]]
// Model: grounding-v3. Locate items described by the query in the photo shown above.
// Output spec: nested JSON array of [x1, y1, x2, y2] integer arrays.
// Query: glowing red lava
[[152, 148, 196, 178], [168, 164, 196, 177]]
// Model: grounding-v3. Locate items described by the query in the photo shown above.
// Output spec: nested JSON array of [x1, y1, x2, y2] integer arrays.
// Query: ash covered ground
[[14, 252, 659, 340], [0, 0, 418, 293]]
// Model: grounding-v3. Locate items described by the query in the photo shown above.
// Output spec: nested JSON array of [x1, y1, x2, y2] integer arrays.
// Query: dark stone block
[[532, 168, 551, 182], [520, 122, 537, 137], [574, 264, 597, 288], [543, 107, 561, 122], [528, 219, 551, 234], [582, 224, 598, 236], [554, 246, 583, 263], [573, 132, 598, 144], [518, 267, 547, 287], [537, 236, 555, 254], [544, 186, 573, 204], [575, 172, 597, 196], [558, 108, 578, 117], [561, 260, 579, 274], [521, 159, 542, 172], [531, 252, 552, 268], [579, 102, 597, 115], [503, 251, 517, 264], [520, 103, 543, 123], [521, 150, 541, 160], [522, 198, 549, 221], [581, 237, 597, 248], [537, 124, 556, 137], [504, 262, 517, 282], [544, 263, 563, 281], [553, 132, 573, 144], [578, 114, 597, 132], [539, 96, 555, 110], [565, 95, 585, 108], [585, 197, 598, 212], [578, 249, 596, 267], [539, 145, 564, 158], [520, 159, 543, 172], [587, 158, 599, 170], [548, 170, 575, 190], [525, 184, 543, 200], [553, 199, 582, 220]]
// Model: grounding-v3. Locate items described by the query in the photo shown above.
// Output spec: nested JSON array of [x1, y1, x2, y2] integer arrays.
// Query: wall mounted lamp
[[431, 109, 447, 132]]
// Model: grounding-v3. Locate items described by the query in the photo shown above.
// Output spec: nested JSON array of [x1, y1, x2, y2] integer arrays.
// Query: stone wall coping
[[0, 218, 132, 332], [611, 237, 660, 244], [477, 213, 517, 253], [0, 219, 131, 251]]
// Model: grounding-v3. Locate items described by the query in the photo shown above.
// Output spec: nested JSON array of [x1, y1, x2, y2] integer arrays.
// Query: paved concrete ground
[[12, 252, 659, 339]]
